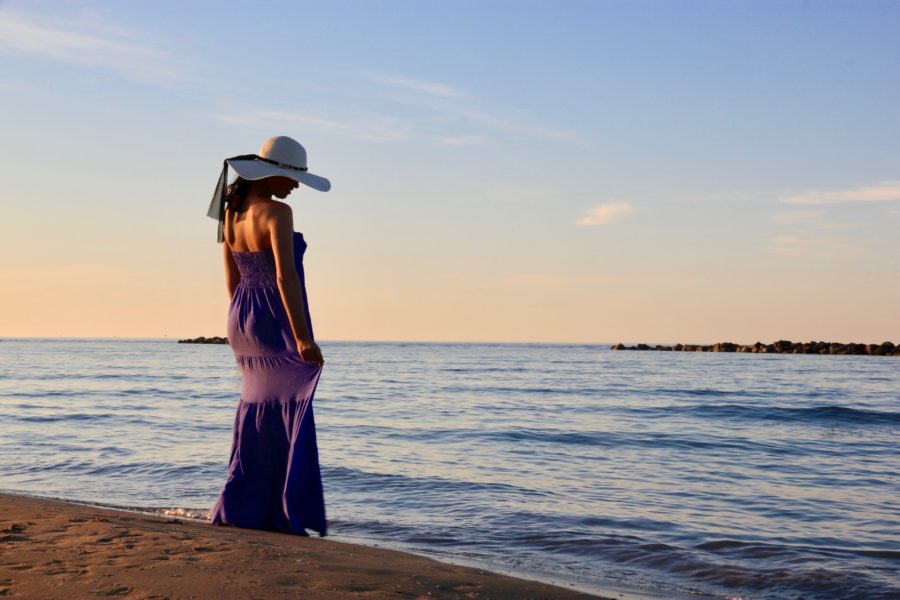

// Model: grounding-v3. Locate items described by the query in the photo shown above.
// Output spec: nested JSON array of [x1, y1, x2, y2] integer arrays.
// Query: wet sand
[[0, 493, 606, 599]]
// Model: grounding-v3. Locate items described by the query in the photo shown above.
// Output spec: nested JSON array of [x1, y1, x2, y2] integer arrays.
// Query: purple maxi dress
[[210, 231, 326, 536]]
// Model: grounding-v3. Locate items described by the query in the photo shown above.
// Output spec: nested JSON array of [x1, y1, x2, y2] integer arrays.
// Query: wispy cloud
[[0, 4, 194, 86], [574, 202, 634, 226], [357, 70, 583, 145], [779, 180, 900, 205], [766, 235, 865, 257], [366, 72, 463, 98], [213, 110, 414, 142], [212, 109, 486, 146], [214, 100, 579, 148], [214, 63, 579, 146]]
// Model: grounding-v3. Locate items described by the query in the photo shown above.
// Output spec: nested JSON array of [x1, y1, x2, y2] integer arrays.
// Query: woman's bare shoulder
[[253, 198, 292, 220], [252, 200, 294, 242]]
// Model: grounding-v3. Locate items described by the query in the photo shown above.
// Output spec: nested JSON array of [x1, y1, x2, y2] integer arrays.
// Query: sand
[[0, 493, 605, 599]]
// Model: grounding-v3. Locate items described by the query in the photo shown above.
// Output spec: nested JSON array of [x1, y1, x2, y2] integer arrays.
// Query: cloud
[[574, 202, 634, 226], [766, 235, 865, 257], [213, 110, 415, 142], [0, 4, 196, 86], [217, 105, 483, 145], [358, 72, 580, 145], [779, 180, 900, 205], [362, 69, 579, 143], [366, 72, 463, 98], [214, 67, 579, 147], [214, 109, 496, 146]]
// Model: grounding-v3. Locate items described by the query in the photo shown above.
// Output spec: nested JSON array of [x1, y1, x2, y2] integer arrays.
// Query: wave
[[512, 532, 896, 599], [481, 428, 805, 455], [324, 423, 836, 454], [322, 464, 549, 499], [441, 367, 530, 373], [312, 510, 899, 599], [655, 387, 762, 398], [6, 457, 223, 480], [435, 383, 606, 396], [668, 404, 900, 425], [694, 539, 900, 564]]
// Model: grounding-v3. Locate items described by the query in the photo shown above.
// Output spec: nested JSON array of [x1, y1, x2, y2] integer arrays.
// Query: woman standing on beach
[[205, 136, 330, 536]]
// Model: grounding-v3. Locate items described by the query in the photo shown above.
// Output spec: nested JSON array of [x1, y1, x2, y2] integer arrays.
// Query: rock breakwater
[[612, 340, 899, 356], [177, 336, 228, 344]]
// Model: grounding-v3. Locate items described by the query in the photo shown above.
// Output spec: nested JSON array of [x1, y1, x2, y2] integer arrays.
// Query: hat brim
[[226, 158, 331, 192]]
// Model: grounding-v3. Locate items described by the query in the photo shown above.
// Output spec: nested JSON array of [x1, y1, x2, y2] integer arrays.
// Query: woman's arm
[[268, 204, 324, 365], [223, 239, 241, 301]]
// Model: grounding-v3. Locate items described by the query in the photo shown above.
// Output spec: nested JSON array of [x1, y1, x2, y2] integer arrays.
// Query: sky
[[1, 0, 898, 344]]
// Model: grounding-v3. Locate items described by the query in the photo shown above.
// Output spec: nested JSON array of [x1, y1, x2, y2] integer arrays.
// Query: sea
[[0, 338, 897, 600]]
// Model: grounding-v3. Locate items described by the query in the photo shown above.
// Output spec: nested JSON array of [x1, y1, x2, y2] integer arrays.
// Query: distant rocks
[[612, 340, 899, 356], [177, 336, 228, 344]]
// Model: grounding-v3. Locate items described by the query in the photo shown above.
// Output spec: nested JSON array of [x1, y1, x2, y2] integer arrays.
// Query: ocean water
[[0, 338, 898, 599]]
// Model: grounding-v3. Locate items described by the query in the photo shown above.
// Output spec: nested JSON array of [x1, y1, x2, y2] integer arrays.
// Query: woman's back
[[224, 199, 283, 253]]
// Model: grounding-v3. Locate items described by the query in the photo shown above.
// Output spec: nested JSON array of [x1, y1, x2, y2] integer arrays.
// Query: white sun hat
[[207, 136, 331, 242]]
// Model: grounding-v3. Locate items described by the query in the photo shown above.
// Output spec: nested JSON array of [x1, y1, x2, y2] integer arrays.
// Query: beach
[[0, 493, 603, 599]]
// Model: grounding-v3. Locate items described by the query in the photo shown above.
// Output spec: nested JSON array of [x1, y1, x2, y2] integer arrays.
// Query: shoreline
[[0, 492, 613, 599]]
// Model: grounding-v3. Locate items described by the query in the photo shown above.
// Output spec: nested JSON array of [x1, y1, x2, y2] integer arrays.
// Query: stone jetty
[[611, 340, 899, 356], [177, 336, 228, 344]]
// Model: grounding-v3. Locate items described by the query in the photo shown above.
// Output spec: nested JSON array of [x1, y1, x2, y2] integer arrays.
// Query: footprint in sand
[[89, 584, 131, 596], [45, 565, 89, 577], [0, 523, 28, 542], [96, 529, 140, 544]]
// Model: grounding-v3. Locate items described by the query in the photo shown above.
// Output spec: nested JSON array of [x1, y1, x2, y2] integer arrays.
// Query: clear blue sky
[[1, 0, 898, 342]]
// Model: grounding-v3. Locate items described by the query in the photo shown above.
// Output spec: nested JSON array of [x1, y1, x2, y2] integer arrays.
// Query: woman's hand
[[297, 339, 324, 366]]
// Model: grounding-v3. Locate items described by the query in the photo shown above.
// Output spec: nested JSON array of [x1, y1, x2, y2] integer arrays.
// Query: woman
[[206, 136, 330, 536]]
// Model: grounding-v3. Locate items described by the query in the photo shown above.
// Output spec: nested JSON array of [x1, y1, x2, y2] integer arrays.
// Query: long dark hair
[[224, 177, 252, 213]]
